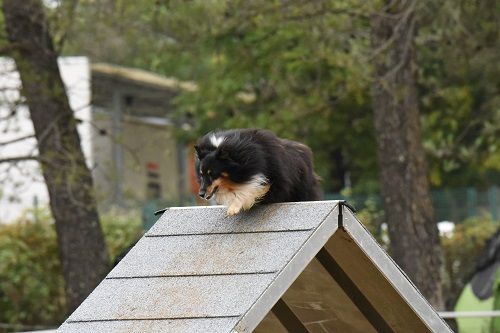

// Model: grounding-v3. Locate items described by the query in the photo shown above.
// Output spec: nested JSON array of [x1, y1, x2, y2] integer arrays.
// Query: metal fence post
[[466, 188, 477, 218]]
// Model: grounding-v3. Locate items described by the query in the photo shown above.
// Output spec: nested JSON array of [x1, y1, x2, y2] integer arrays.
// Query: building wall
[[90, 110, 114, 207], [0, 57, 188, 221], [90, 63, 190, 211], [91, 109, 182, 210], [121, 117, 181, 205]]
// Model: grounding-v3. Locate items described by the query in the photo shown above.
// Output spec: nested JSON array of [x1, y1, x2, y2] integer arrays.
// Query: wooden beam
[[316, 247, 395, 333], [271, 298, 311, 333]]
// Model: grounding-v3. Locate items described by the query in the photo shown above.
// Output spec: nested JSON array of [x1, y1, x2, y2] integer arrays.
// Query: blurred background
[[0, 0, 498, 332]]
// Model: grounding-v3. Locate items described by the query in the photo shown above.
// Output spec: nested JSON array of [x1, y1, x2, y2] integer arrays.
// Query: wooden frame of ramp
[[58, 201, 452, 333]]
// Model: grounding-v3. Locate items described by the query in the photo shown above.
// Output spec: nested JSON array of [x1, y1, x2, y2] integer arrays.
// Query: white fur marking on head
[[209, 134, 225, 148]]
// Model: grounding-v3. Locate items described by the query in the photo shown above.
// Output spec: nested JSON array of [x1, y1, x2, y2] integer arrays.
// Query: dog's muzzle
[[199, 186, 219, 200]]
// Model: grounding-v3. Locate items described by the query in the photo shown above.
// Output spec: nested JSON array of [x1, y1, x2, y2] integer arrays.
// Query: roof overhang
[[91, 63, 197, 92]]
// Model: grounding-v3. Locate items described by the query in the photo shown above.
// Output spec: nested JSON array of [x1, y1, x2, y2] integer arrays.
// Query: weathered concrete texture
[[108, 231, 312, 277], [68, 274, 275, 321], [148, 201, 337, 235], [59, 201, 340, 333]]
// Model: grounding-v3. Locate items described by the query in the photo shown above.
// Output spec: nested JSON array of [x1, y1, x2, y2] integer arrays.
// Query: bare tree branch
[[369, 1, 416, 61], [0, 134, 35, 146], [0, 155, 39, 164]]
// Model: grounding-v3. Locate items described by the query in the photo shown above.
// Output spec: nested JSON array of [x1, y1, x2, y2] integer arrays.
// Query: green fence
[[325, 186, 499, 223]]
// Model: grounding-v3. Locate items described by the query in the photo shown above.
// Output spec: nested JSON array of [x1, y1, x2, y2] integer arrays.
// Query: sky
[[0, 57, 92, 222]]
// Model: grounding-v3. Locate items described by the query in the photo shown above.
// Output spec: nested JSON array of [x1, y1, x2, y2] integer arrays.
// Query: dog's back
[[261, 134, 321, 203], [278, 138, 321, 201], [224, 129, 321, 203]]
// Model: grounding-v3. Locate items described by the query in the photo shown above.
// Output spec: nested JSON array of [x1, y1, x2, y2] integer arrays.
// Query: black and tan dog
[[194, 129, 320, 215]]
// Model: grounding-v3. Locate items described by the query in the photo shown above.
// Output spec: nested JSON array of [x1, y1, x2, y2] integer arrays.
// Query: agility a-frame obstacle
[[58, 201, 451, 333]]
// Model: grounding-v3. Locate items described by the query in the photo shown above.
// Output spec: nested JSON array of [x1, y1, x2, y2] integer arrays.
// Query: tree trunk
[[370, 1, 444, 308], [2, 0, 110, 313], [329, 148, 346, 192]]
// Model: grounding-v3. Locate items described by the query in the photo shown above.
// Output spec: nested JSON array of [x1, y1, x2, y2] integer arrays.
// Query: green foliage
[[61, 0, 380, 192], [418, 1, 500, 187], [0, 208, 142, 332], [100, 208, 143, 262], [355, 197, 386, 244], [165, 0, 379, 192], [0, 209, 65, 332], [59, 0, 499, 193]]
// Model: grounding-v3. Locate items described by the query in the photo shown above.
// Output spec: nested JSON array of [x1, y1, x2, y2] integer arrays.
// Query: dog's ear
[[194, 145, 202, 158]]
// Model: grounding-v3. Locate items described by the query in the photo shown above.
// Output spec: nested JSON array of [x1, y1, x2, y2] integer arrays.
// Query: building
[[89, 63, 196, 210], [0, 57, 193, 222]]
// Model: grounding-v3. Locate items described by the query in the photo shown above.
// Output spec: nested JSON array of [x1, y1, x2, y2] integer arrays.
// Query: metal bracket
[[338, 201, 356, 229], [154, 208, 168, 216]]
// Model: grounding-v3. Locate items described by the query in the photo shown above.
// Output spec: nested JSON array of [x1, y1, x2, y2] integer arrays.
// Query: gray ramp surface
[[59, 201, 340, 333], [59, 200, 452, 333]]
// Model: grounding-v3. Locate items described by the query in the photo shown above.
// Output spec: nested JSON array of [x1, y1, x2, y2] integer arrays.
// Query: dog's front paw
[[226, 204, 242, 216]]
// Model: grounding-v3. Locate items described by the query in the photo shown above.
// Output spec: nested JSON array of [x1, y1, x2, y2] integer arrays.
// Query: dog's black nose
[[198, 190, 206, 198]]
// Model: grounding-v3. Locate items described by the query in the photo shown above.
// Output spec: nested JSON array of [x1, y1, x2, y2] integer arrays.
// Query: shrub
[[100, 208, 143, 262], [355, 197, 387, 246], [0, 209, 65, 332], [0, 208, 142, 332]]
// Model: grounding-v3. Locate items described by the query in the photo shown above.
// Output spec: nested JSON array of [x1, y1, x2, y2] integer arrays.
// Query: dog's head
[[194, 145, 236, 200]]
